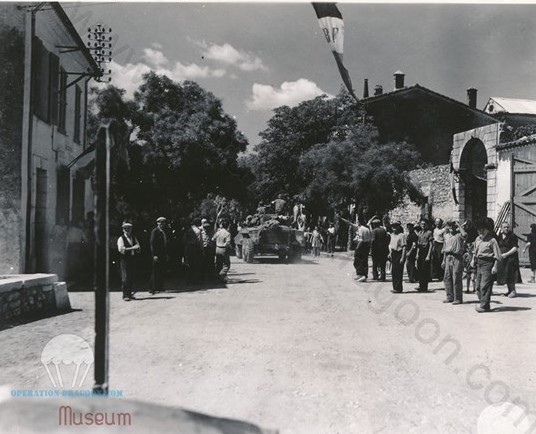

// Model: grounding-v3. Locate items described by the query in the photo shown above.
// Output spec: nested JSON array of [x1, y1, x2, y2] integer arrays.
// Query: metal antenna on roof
[[88, 24, 113, 83]]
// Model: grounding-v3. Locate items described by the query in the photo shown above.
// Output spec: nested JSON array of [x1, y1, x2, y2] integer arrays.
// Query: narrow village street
[[2, 254, 535, 434]]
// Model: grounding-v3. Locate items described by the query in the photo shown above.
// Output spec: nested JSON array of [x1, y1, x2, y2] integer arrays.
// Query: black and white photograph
[[1, 1, 536, 432]]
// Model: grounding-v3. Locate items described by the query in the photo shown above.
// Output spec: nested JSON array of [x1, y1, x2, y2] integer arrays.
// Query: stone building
[[0, 3, 100, 276], [452, 123, 536, 265], [363, 72, 498, 165], [388, 165, 453, 224], [374, 72, 536, 235], [484, 97, 536, 127]]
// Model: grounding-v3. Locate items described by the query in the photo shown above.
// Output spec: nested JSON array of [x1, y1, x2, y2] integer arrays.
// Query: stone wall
[[452, 123, 501, 221], [389, 164, 454, 224], [0, 274, 71, 323]]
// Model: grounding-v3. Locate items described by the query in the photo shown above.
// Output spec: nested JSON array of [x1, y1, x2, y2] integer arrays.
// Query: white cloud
[[151, 42, 163, 50], [199, 41, 267, 72], [246, 79, 331, 111], [108, 60, 152, 98], [108, 48, 227, 98], [143, 48, 168, 68]]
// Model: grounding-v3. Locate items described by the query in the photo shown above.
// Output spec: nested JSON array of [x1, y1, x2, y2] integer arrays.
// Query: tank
[[235, 214, 304, 263]]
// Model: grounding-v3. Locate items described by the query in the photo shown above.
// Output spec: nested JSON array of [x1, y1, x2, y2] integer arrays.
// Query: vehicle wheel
[[288, 247, 302, 263], [235, 244, 243, 259], [242, 242, 255, 263]]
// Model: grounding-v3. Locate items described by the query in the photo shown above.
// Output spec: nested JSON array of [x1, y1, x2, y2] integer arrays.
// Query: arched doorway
[[459, 138, 488, 222]]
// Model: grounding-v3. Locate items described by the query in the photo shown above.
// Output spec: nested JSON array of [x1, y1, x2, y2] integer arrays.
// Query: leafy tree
[[197, 194, 244, 224], [247, 91, 422, 219], [250, 93, 355, 203], [88, 72, 248, 228], [300, 122, 421, 217]]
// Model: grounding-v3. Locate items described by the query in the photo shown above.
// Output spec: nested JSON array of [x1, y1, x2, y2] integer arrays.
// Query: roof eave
[[364, 84, 498, 123], [50, 2, 101, 75]]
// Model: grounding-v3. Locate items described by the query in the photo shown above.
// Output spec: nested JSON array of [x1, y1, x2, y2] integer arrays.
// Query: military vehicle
[[234, 214, 304, 263]]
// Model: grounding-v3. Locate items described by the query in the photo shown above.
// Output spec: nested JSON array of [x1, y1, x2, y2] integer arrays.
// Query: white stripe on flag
[[317, 16, 344, 54]]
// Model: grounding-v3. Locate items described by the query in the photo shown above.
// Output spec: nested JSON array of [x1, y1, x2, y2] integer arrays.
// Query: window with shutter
[[56, 165, 71, 225], [32, 37, 50, 122], [58, 67, 67, 133], [74, 85, 81, 143], [48, 53, 59, 125], [72, 175, 85, 223]]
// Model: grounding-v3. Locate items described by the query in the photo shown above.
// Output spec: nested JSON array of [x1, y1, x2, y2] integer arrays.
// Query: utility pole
[[93, 123, 112, 394], [88, 24, 113, 395]]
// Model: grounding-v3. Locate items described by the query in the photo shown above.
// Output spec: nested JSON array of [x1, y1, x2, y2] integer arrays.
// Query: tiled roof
[[364, 84, 498, 122], [485, 97, 536, 115], [497, 133, 536, 150]]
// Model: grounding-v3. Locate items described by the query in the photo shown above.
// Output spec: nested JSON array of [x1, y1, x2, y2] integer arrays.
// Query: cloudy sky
[[65, 2, 536, 148]]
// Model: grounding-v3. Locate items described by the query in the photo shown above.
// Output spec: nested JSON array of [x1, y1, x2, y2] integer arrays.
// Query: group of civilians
[[341, 215, 525, 313], [303, 223, 337, 257], [116, 216, 232, 301]]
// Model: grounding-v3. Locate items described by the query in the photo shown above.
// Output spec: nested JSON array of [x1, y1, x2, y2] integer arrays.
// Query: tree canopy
[[246, 92, 423, 219], [88, 72, 249, 227]]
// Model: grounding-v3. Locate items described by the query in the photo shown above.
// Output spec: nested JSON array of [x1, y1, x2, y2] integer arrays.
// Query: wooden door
[[35, 168, 48, 272], [512, 155, 536, 266]]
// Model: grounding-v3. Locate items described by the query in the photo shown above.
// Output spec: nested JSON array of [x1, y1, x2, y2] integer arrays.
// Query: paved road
[[1, 254, 536, 433]]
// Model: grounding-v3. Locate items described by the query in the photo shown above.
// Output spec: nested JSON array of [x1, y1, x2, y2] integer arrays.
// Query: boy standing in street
[[441, 221, 467, 305]]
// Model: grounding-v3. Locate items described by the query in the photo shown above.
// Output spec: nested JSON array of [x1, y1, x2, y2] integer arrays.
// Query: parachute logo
[[41, 334, 94, 388], [478, 402, 531, 434]]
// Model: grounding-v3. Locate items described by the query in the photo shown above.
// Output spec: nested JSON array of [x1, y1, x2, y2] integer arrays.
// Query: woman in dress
[[523, 223, 536, 283], [311, 226, 324, 257]]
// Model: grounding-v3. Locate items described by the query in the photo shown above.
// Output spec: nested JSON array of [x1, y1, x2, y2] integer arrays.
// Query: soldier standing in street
[[150, 217, 168, 294], [213, 220, 232, 283], [117, 221, 141, 301]]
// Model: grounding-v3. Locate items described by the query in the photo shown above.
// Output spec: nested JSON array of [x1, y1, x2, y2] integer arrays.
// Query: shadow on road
[[491, 306, 532, 312], [0, 308, 83, 332], [387, 289, 437, 294], [226, 278, 262, 284], [511, 292, 536, 298], [133, 296, 175, 300], [463, 300, 503, 305], [252, 257, 317, 265]]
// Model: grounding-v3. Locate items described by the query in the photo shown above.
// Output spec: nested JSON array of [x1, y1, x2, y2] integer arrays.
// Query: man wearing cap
[[184, 218, 203, 283], [150, 217, 168, 294], [117, 222, 140, 301], [200, 218, 215, 281]]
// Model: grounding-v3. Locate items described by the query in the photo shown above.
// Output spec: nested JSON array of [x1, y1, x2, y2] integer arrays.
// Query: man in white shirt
[[212, 220, 232, 282], [117, 222, 140, 301], [341, 217, 371, 282]]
